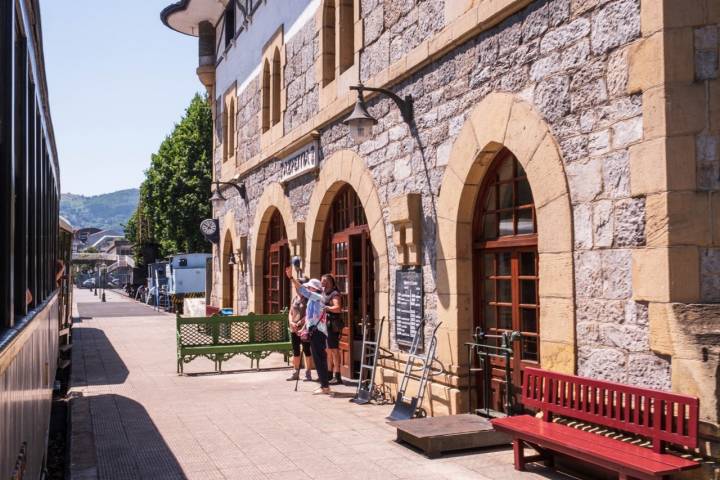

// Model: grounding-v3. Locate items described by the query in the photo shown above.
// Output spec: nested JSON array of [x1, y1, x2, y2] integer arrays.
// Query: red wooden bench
[[491, 367, 700, 480]]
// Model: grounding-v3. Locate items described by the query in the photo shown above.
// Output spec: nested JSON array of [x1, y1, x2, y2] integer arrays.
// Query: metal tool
[[387, 320, 442, 421], [465, 328, 522, 418], [350, 316, 391, 404]]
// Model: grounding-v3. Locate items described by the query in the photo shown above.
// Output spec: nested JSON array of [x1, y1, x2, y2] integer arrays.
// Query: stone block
[[613, 196, 646, 248], [602, 249, 632, 300], [538, 252, 574, 299], [611, 115, 643, 149], [665, 84, 708, 136], [539, 340, 574, 374], [629, 136, 697, 195], [665, 28, 696, 85], [574, 249, 603, 298], [566, 158, 602, 204], [534, 75, 571, 122], [540, 17, 590, 54], [539, 297, 574, 344], [601, 150, 630, 200], [436, 292, 473, 331], [590, 0, 640, 55], [504, 100, 548, 164], [632, 246, 700, 302], [626, 353, 670, 390], [434, 326, 470, 368], [573, 203, 593, 249], [645, 191, 711, 248], [593, 199, 614, 248], [537, 193, 574, 253], [640, 86, 666, 140], [469, 92, 514, 150]]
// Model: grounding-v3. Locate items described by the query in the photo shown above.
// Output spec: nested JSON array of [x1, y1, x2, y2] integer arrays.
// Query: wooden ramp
[[389, 414, 511, 458]]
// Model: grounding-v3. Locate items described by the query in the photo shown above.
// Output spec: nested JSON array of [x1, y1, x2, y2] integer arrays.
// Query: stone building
[[162, 0, 720, 460]]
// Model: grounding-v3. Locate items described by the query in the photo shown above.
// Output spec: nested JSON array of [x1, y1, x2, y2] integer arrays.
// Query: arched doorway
[[222, 232, 235, 311], [322, 185, 374, 379], [263, 210, 290, 313], [472, 148, 539, 412]]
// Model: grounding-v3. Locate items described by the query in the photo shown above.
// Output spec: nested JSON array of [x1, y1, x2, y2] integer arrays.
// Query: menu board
[[394, 268, 423, 347]]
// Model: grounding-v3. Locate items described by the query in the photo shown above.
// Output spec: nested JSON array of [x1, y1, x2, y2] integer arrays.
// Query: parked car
[[81, 278, 96, 288]]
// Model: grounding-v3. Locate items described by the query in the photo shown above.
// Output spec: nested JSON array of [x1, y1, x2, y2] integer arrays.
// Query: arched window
[[263, 210, 290, 314], [321, 0, 336, 86], [472, 149, 538, 411], [222, 103, 229, 161], [261, 59, 270, 132], [228, 98, 235, 157], [271, 47, 281, 126], [338, 0, 354, 74]]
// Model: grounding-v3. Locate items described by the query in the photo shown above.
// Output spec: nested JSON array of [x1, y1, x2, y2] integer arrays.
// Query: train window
[[1, 4, 60, 328], [179, 259, 188, 267]]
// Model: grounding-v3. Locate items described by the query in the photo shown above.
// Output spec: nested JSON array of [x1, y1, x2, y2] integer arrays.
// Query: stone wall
[[696, 22, 720, 303], [214, 0, 674, 389], [283, 20, 319, 133], [237, 77, 261, 166], [360, 0, 446, 81]]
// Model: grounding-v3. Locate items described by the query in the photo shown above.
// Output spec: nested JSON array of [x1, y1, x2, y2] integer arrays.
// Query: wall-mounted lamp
[[227, 251, 241, 266], [344, 83, 414, 145], [210, 180, 246, 208]]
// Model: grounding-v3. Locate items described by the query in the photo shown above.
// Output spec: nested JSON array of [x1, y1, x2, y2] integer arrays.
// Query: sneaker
[[313, 387, 331, 395], [328, 377, 342, 386], [303, 370, 312, 381], [286, 370, 300, 381]]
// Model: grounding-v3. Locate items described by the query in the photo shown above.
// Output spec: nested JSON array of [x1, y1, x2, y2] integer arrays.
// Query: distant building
[[83, 229, 124, 253]]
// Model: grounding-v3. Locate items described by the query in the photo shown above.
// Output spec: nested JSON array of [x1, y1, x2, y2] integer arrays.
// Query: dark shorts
[[326, 328, 340, 349], [290, 331, 311, 357]]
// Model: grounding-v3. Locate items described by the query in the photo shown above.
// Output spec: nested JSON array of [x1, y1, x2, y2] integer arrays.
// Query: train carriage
[[0, 1, 71, 478]]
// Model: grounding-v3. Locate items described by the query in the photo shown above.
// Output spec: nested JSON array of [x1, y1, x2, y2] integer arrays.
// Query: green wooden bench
[[176, 312, 291, 374]]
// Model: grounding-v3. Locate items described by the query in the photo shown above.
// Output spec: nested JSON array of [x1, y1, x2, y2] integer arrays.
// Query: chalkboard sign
[[395, 268, 423, 347]]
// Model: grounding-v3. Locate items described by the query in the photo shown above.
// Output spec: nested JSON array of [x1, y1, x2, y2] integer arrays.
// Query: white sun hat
[[303, 278, 322, 291]]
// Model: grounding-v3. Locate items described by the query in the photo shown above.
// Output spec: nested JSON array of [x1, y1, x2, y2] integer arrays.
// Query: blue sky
[[41, 0, 205, 196]]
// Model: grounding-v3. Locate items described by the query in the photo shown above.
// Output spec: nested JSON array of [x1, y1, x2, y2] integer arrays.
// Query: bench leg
[[513, 439, 526, 471]]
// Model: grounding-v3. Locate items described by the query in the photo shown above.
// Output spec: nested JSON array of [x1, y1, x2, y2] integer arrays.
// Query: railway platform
[[67, 288, 567, 480]]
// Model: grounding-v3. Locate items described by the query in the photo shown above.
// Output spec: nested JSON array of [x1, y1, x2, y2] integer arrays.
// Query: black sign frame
[[394, 267, 424, 348]]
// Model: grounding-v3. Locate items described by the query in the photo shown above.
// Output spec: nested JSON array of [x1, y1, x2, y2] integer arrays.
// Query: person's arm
[[327, 295, 342, 314]]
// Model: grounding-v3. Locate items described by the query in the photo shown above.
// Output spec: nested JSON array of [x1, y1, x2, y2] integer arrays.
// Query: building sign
[[394, 267, 424, 347], [279, 141, 318, 184]]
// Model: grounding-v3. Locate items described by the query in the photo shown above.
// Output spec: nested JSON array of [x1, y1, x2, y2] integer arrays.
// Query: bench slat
[[492, 416, 699, 474]]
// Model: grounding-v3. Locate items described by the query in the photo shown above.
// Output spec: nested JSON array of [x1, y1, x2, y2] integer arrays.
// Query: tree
[[126, 94, 213, 262]]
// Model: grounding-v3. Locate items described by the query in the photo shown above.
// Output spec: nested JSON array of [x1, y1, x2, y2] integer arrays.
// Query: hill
[[60, 188, 139, 231]]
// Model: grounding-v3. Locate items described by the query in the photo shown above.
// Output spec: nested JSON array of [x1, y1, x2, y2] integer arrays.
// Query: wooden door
[[331, 233, 352, 378], [264, 242, 289, 313], [472, 149, 539, 414], [478, 248, 539, 412]]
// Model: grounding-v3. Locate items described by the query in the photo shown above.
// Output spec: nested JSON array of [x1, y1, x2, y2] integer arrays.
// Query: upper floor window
[[271, 47, 281, 126], [222, 87, 236, 162], [321, 0, 355, 86], [260, 28, 284, 136], [224, 3, 236, 49]]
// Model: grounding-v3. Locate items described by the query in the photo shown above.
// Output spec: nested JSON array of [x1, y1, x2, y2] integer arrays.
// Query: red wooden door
[[264, 211, 290, 314], [331, 233, 352, 378], [472, 150, 539, 414]]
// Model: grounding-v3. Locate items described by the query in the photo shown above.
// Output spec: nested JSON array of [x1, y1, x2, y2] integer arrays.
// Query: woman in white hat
[[285, 267, 331, 394]]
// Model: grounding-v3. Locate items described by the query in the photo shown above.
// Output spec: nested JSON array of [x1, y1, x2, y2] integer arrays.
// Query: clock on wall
[[200, 218, 219, 244]]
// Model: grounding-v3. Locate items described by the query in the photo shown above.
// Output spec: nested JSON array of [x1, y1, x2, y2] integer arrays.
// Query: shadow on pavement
[[71, 394, 187, 479], [72, 328, 129, 386]]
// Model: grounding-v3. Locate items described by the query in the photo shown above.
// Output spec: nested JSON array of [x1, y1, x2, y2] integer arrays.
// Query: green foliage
[[127, 94, 213, 261], [60, 189, 139, 231]]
